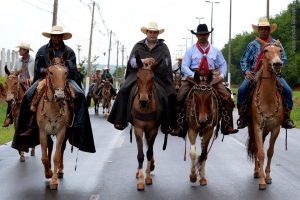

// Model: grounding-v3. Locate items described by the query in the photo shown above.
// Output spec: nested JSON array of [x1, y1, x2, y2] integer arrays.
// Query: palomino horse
[[131, 56, 159, 191], [247, 38, 284, 190], [185, 71, 220, 186], [4, 65, 35, 161], [35, 51, 74, 190], [101, 80, 112, 116]]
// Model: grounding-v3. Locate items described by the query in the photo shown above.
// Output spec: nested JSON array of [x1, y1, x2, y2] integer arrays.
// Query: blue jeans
[[237, 77, 293, 110], [87, 84, 95, 97]]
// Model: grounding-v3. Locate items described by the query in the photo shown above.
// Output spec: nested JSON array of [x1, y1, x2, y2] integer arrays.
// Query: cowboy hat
[[96, 68, 101, 71], [252, 17, 277, 33], [16, 42, 34, 52], [176, 56, 183, 60], [191, 24, 213, 35], [103, 66, 109, 70], [42, 25, 72, 40], [141, 21, 165, 34]]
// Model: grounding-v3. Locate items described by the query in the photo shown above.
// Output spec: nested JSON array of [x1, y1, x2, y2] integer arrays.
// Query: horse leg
[[145, 129, 157, 185], [254, 127, 266, 190], [198, 129, 213, 186], [58, 136, 68, 179], [40, 134, 53, 179], [19, 151, 25, 162], [31, 147, 35, 156], [265, 129, 280, 184], [134, 126, 145, 191], [188, 129, 197, 183]]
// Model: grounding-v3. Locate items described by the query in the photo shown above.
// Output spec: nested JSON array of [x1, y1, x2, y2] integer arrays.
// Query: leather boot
[[237, 107, 248, 129], [20, 113, 35, 136], [282, 109, 296, 129], [3, 104, 13, 127], [221, 100, 238, 135]]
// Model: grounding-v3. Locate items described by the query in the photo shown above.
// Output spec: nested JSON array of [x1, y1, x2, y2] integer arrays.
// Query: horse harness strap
[[132, 108, 157, 121]]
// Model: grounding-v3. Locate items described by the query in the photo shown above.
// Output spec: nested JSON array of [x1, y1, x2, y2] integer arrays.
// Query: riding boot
[[221, 100, 238, 135], [237, 107, 248, 129], [172, 101, 187, 138], [282, 109, 296, 129], [3, 103, 13, 127], [20, 113, 35, 136]]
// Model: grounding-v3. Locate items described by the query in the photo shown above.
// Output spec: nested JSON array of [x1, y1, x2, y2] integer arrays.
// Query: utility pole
[[107, 30, 112, 68], [266, 0, 270, 20], [85, 1, 95, 95], [121, 45, 125, 67], [76, 44, 82, 63], [52, 0, 58, 26], [227, 0, 232, 88], [116, 40, 119, 68]]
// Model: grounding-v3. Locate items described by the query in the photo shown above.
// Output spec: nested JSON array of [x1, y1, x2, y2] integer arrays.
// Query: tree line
[[222, 2, 300, 88]]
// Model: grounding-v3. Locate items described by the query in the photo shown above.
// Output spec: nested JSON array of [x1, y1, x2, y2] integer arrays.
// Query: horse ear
[[135, 51, 143, 68], [274, 39, 281, 47], [4, 65, 10, 76], [256, 37, 268, 47]]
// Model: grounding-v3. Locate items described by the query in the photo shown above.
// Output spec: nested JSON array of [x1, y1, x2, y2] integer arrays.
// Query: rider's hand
[[245, 71, 254, 79]]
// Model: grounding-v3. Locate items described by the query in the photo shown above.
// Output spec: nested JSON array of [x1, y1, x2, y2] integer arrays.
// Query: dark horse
[[92, 81, 101, 115], [247, 38, 284, 190], [34, 51, 75, 190], [185, 71, 220, 186], [4, 65, 35, 161], [131, 55, 160, 191], [101, 80, 112, 116]]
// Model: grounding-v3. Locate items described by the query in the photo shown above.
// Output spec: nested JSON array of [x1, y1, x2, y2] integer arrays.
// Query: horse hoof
[[45, 171, 53, 179], [265, 178, 272, 184], [50, 183, 58, 190], [137, 183, 145, 191], [19, 155, 25, 162], [145, 177, 152, 185], [199, 178, 207, 186], [259, 183, 267, 190], [253, 172, 259, 179], [58, 172, 64, 179], [189, 174, 197, 183], [31, 149, 35, 156]]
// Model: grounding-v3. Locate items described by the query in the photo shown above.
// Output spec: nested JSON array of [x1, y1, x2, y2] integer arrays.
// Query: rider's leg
[[3, 103, 13, 127], [237, 79, 250, 129], [277, 77, 295, 129]]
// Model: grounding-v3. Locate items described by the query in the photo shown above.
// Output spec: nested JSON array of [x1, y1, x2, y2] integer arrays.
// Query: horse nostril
[[139, 100, 148, 108]]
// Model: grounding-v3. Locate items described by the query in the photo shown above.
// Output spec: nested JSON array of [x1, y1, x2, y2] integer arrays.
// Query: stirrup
[[282, 119, 296, 129], [237, 118, 247, 129]]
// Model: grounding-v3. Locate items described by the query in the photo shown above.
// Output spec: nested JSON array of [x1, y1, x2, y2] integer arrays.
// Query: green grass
[[0, 99, 14, 145]]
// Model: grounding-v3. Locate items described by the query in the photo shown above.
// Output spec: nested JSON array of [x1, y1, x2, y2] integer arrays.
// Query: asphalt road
[[0, 109, 300, 200]]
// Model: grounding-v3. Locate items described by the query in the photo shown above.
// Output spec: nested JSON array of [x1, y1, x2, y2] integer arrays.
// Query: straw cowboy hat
[[252, 17, 277, 33], [176, 56, 183, 60], [16, 42, 34, 52], [191, 24, 213, 35], [141, 21, 165, 34], [42, 25, 72, 40]]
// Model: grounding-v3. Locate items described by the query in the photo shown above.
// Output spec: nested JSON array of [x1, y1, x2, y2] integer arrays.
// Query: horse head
[[47, 51, 68, 102], [257, 37, 283, 75], [4, 65, 21, 103], [135, 52, 155, 109]]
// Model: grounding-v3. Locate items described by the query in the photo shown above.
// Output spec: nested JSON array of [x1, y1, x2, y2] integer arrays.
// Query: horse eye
[[50, 72, 53, 75]]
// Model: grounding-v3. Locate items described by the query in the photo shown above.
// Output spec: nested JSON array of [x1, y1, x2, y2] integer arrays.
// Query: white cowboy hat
[[42, 25, 72, 40], [103, 66, 109, 70], [96, 68, 101, 71], [16, 42, 34, 52], [252, 17, 277, 33], [176, 56, 183, 60], [141, 21, 165, 34]]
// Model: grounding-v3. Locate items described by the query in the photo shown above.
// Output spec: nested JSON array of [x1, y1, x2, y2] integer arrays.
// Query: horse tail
[[247, 117, 256, 161]]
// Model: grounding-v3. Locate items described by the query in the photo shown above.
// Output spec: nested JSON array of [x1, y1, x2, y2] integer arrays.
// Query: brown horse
[[247, 38, 284, 190], [173, 72, 182, 92], [4, 65, 35, 161], [185, 71, 220, 186], [101, 80, 112, 116], [35, 51, 75, 190], [92, 81, 101, 115], [131, 56, 159, 191]]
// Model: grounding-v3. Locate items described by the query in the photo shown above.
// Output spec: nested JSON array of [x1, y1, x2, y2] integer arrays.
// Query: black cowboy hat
[[191, 24, 214, 35]]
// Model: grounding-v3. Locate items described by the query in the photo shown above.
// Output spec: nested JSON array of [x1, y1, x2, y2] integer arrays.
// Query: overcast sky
[[0, 0, 295, 66]]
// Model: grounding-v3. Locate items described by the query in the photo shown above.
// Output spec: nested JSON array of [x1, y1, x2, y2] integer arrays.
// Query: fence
[[0, 48, 18, 77]]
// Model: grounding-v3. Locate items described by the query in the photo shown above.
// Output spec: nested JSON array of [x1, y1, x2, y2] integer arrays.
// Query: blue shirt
[[240, 38, 287, 75], [181, 43, 227, 78]]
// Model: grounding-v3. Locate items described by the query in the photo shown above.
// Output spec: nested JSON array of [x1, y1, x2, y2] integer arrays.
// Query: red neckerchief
[[254, 37, 271, 72], [196, 42, 210, 76]]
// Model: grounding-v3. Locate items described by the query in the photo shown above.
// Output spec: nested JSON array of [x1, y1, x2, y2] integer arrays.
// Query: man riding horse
[[108, 21, 176, 134], [173, 24, 238, 137], [237, 17, 295, 129], [11, 25, 96, 154], [95, 66, 117, 99], [3, 42, 35, 127]]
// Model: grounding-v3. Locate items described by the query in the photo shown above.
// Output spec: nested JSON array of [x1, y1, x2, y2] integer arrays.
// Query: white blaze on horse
[[247, 38, 284, 190], [34, 51, 75, 190], [185, 71, 220, 186], [4, 65, 35, 161]]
